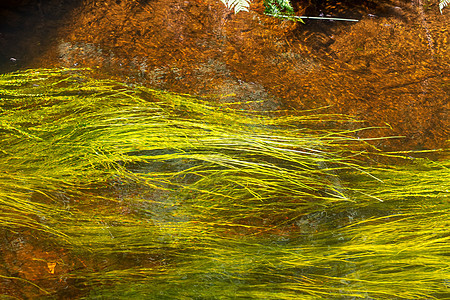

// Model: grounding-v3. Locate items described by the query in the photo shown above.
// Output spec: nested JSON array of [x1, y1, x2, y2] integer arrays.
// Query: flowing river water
[[2, 0, 449, 150], [0, 0, 449, 298]]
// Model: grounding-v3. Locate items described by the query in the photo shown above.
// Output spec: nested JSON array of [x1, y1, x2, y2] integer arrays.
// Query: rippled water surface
[[0, 0, 449, 298]]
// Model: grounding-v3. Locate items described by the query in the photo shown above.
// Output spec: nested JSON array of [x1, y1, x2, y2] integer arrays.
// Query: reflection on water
[[0, 0, 449, 298]]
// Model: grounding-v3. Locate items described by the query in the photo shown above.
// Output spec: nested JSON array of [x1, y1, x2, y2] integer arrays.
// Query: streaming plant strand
[[0, 68, 448, 299]]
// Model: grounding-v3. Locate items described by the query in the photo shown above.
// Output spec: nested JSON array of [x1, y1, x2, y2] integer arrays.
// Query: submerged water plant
[[0, 68, 371, 237], [0, 68, 448, 299]]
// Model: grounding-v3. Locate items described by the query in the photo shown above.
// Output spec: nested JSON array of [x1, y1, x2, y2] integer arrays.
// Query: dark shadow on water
[[0, 0, 82, 73]]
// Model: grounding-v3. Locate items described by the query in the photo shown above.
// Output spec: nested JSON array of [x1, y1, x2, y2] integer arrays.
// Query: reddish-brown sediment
[[2, 0, 448, 150], [23, 0, 447, 151]]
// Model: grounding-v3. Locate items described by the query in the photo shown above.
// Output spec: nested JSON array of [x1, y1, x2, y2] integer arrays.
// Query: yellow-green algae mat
[[0, 68, 448, 299]]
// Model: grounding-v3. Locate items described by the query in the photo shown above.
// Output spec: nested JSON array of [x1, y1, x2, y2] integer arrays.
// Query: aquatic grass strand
[[0, 68, 448, 299]]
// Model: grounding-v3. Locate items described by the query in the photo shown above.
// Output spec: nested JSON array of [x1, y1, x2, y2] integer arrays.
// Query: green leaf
[[264, 0, 294, 16]]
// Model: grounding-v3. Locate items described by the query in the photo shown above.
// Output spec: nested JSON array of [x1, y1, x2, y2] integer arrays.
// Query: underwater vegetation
[[0, 68, 448, 299]]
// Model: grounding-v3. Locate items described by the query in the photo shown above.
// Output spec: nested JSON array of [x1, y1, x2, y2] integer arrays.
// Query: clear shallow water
[[0, 0, 449, 298], [2, 0, 449, 150]]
